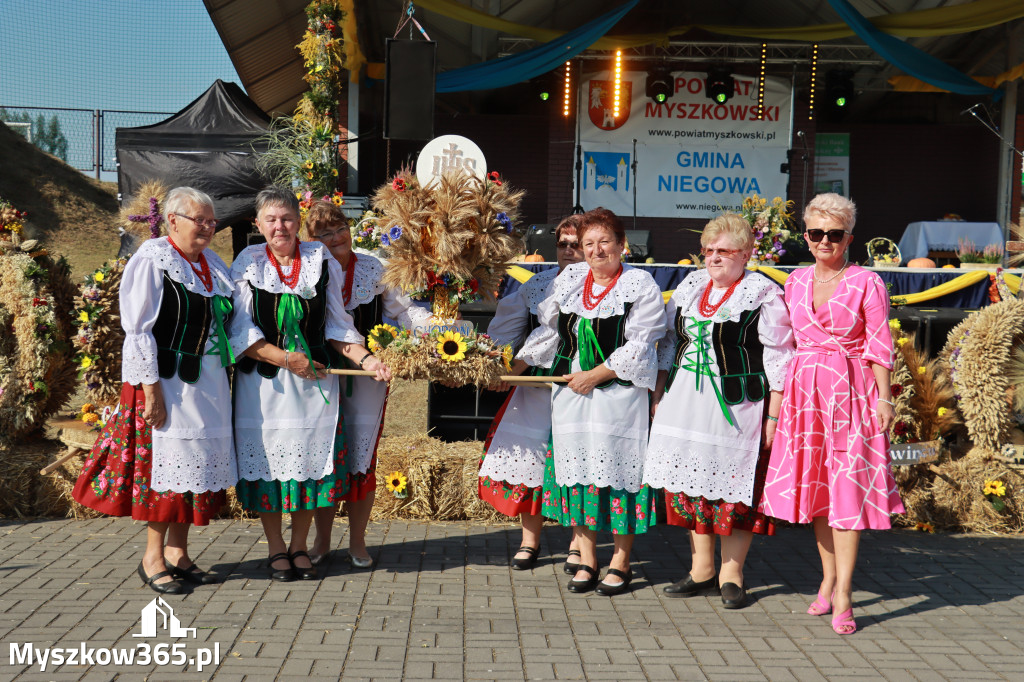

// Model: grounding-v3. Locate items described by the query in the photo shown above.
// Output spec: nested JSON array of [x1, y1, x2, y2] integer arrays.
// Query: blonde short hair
[[804, 192, 856, 232], [700, 213, 754, 251]]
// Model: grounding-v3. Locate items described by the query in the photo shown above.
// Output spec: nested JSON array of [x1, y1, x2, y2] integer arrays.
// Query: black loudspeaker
[[525, 224, 558, 261], [624, 229, 651, 261], [384, 39, 436, 141]]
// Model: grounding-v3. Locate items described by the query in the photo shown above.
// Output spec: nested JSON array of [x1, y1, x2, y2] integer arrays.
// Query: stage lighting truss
[[705, 66, 735, 105], [645, 65, 674, 104], [826, 70, 855, 109]]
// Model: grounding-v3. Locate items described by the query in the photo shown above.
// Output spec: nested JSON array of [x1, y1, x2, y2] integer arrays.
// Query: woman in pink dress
[[760, 193, 904, 635]]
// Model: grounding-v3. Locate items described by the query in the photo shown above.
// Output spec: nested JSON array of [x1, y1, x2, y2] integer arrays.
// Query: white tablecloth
[[898, 221, 1003, 260]]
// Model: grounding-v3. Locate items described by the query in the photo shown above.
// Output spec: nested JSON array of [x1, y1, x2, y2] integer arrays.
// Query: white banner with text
[[576, 70, 793, 219]]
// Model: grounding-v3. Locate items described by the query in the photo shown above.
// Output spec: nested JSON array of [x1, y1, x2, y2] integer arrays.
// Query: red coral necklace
[[342, 252, 358, 306], [582, 265, 623, 311], [698, 276, 742, 317], [266, 243, 302, 289], [167, 237, 212, 292]]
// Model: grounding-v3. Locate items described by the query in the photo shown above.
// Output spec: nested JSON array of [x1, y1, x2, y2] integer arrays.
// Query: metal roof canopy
[[205, 0, 1023, 117]]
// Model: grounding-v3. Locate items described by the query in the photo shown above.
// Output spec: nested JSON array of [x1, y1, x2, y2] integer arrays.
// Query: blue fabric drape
[[435, 0, 639, 93], [827, 0, 1000, 98]]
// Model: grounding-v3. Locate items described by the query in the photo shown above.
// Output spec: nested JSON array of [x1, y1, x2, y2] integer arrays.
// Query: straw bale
[[0, 440, 99, 519], [927, 456, 1024, 533], [370, 434, 514, 524]]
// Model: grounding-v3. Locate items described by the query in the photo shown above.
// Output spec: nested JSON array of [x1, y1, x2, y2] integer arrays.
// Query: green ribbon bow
[[207, 294, 236, 368], [576, 317, 607, 372], [276, 293, 329, 404], [680, 318, 733, 426]]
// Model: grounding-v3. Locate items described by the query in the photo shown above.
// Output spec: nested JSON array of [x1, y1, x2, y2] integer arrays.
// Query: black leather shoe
[[567, 564, 599, 593], [595, 568, 633, 596], [663, 573, 718, 598], [511, 546, 539, 570], [138, 562, 183, 594], [165, 559, 218, 585], [563, 549, 581, 576], [720, 582, 748, 609], [268, 552, 296, 582], [289, 551, 318, 581]]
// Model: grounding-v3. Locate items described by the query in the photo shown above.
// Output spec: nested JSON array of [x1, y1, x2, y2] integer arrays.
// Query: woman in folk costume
[[229, 187, 390, 583], [518, 207, 667, 596], [305, 200, 431, 569], [478, 215, 585, 572], [73, 187, 238, 594], [759, 193, 903, 635], [644, 213, 795, 609]]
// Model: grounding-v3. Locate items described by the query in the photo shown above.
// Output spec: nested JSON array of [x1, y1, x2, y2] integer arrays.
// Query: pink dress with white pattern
[[759, 265, 905, 530]]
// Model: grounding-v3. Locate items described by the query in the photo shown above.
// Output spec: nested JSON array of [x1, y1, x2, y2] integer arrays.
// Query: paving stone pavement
[[0, 517, 1021, 681]]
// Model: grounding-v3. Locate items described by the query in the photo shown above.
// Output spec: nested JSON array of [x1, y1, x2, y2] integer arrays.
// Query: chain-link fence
[[0, 106, 173, 178]]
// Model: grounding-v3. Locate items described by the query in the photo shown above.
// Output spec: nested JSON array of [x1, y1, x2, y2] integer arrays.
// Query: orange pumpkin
[[524, 250, 545, 263], [907, 257, 936, 268]]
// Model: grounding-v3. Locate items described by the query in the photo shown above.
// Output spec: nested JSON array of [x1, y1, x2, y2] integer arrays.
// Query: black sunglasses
[[557, 240, 580, 249], [806, 228, 849, 243]]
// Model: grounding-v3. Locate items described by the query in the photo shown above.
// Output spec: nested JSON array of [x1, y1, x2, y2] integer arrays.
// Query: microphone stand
[[631, 138, 638, 232], [798, 131, 811, 212], [964, 106, 1024, 159]]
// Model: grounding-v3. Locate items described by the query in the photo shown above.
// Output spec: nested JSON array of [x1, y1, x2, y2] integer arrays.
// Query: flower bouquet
[[298, 190, 344, 223], [74, 258, 129, 405], [366, 322, 513, 387], [741, 194, 793, 263]]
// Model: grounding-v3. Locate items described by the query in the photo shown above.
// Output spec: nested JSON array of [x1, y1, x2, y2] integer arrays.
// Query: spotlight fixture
[[705, 67, 734, 105], [826, 70, 855, 109], [645, 66, 674, 104]]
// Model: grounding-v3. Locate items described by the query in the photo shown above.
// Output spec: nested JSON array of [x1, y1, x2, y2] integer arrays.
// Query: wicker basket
[[866, 237, 902, 267]]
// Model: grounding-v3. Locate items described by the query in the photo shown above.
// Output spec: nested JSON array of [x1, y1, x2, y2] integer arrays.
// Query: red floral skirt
[[72, 383, 226, 526], [664, 445, 776, 536], [477, 390, 544, 518]]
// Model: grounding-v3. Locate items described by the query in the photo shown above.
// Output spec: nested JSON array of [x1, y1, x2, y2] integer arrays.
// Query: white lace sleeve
[[486, 287, 530, 348], [382, 287, 432, 329], [120, 254, 164, 385], [758, 289, 796, 391], [657, 295, 679, 372], [227, 276, 264, 355], [325, 258, 364, 345], [604, 282, 668, 390], [516, 292, 559, 368]]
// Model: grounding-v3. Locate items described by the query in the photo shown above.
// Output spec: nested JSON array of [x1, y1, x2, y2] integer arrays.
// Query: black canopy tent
[[115, 79, 271, 256]]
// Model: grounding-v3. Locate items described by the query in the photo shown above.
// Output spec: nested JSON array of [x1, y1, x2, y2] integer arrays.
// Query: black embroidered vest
[[665, 307, 768, 404], [152, 273, 214, 384], [349, 294, 383, 338], [237, 265, 342, 378], [549, 304, 634, 388]]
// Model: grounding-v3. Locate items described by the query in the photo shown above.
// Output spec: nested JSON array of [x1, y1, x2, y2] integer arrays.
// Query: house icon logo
[[132, 597, 197, 639]]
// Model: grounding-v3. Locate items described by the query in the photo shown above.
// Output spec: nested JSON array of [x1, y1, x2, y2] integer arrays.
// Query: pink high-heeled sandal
[[807, 591, 832, 616], [831, 607, 857, 635]]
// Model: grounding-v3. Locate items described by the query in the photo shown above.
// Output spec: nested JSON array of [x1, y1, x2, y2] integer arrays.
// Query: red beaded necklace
[[266, 243, 302, 289], [167, 237, 212, 292], [698, 275, 743, 317], [342, 252, 358, 306], [582, 265, 623, 311]]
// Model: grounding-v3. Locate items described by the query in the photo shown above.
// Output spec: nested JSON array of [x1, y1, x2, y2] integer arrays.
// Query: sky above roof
[[1, 0, 242, 112]]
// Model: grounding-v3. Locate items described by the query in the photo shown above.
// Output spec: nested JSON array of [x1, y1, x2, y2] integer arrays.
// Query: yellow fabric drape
[[890, 60, 1024, 92], [412, 0, 1024, 47], [340, 0, 365, 83], [507, 264, 1001, 306]]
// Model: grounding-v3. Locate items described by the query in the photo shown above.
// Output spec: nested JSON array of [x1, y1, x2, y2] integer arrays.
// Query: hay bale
[[0, 439, 99, 519], [927, 455, 1024, 532], [371, 434, 515, 524]]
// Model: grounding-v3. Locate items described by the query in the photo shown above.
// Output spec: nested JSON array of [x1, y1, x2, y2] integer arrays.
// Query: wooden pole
[[325, 369, 568, 384], [40, 447, 85, 476]]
